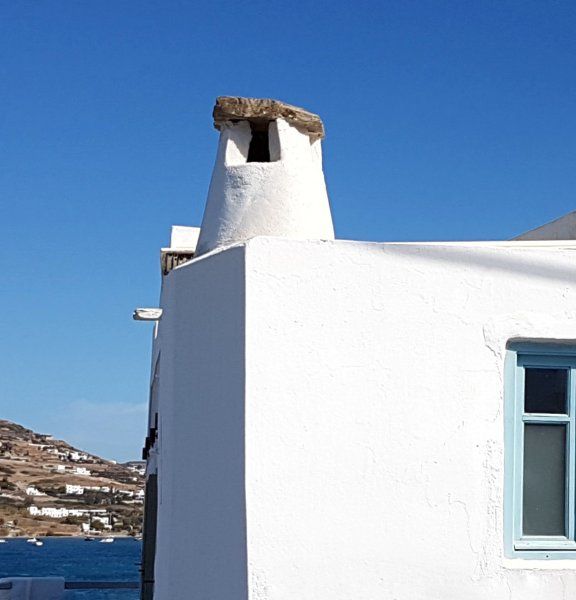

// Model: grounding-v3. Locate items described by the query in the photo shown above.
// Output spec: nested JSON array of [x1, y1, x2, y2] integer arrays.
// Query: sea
[[0, 537, 141, 599]]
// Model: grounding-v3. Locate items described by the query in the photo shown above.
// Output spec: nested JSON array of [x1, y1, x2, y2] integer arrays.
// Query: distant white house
[[28, 506, 68, 519], [85, 485, 110, 493], [73, 466, 91, 476], [124, 461, 146, 476], [91, 514, 112, 528], [65, 484, 84, 495], [68, 451, 88, 462], [28, 505, 110, 521], [81, 515, 112, 531], [117, 488, 144, 504], [25, 486, 46, 497]]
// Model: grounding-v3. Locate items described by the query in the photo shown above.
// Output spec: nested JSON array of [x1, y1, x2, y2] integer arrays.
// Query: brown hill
[[0, 419, 144, 537]]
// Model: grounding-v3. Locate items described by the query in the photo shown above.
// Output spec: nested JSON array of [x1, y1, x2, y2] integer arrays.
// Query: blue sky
[[1, 1, 575, 461]]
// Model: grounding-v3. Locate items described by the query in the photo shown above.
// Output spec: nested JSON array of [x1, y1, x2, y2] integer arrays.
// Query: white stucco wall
[[153, 246, 247, 600], [152, 236, 576, 600], [245, 238, 576, 600]]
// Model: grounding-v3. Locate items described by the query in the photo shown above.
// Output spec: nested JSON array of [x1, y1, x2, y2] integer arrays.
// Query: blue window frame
[[505, 345, 576, 559]]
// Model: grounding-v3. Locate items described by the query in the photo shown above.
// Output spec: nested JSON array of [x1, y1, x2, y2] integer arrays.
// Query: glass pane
[[523, 424, 566, 536], [524, 368, 567, 414]]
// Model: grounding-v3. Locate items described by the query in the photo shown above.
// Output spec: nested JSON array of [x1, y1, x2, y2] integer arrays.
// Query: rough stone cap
[[213, 96, 325, 139]]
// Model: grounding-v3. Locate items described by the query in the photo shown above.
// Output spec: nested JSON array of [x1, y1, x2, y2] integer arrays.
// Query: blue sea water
[[0, 537, 141, 599]]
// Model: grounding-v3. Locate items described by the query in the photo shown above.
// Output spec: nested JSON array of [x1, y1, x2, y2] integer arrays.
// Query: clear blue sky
[[1, 1, 575, 461]]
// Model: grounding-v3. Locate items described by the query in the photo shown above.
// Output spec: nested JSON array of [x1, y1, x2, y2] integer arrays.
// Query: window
[[505, 345, 576, 558], [247, 122, 271, 162]]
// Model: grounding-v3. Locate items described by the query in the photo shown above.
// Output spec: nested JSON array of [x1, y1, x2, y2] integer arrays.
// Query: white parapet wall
[[153, 245, 248, 600], [152, 237, 576, 599]]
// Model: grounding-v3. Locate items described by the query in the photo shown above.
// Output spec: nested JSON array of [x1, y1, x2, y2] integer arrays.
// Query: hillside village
[[0, 419, 144, 537]]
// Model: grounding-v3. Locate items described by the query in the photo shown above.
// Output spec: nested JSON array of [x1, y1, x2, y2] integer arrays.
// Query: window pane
[[524, 368, 568, 414], [523, 424, 566, 536]]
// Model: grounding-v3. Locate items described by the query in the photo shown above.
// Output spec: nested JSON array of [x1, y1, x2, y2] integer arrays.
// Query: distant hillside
[[0, 419, 145, 537]]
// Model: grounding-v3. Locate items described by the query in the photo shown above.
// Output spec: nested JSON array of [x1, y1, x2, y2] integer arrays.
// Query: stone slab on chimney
[[213, 96, 325, 139]]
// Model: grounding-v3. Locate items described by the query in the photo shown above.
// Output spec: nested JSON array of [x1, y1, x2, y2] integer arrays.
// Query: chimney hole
[[247, 122, 271, 163]]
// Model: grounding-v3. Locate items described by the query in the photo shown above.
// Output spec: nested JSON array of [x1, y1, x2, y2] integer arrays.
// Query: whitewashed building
[[72, 466, 90, 476], [28, 506, 69, 519], [68, 451, 88, 462], [85, 485, 111, 493], [28, 505, 110, 521], [138, 97, 576, 600]]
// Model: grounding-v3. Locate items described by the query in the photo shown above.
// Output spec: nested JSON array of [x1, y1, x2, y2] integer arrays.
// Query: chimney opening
[[247, 121, 271, 163]]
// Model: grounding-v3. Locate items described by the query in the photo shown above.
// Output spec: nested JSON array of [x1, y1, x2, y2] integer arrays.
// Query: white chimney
[[195, 97, 335, 256]]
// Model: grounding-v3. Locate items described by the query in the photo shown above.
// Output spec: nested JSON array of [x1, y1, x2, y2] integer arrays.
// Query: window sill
[[504, 557, 576, 569]]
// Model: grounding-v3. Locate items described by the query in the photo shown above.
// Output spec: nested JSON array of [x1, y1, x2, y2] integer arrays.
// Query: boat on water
[[34, 540, 43, 547], [26, 537, 37, 543], [84, 536, 95, 542], [0, 539, 6, 543], [100, 537, 114, 543]]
